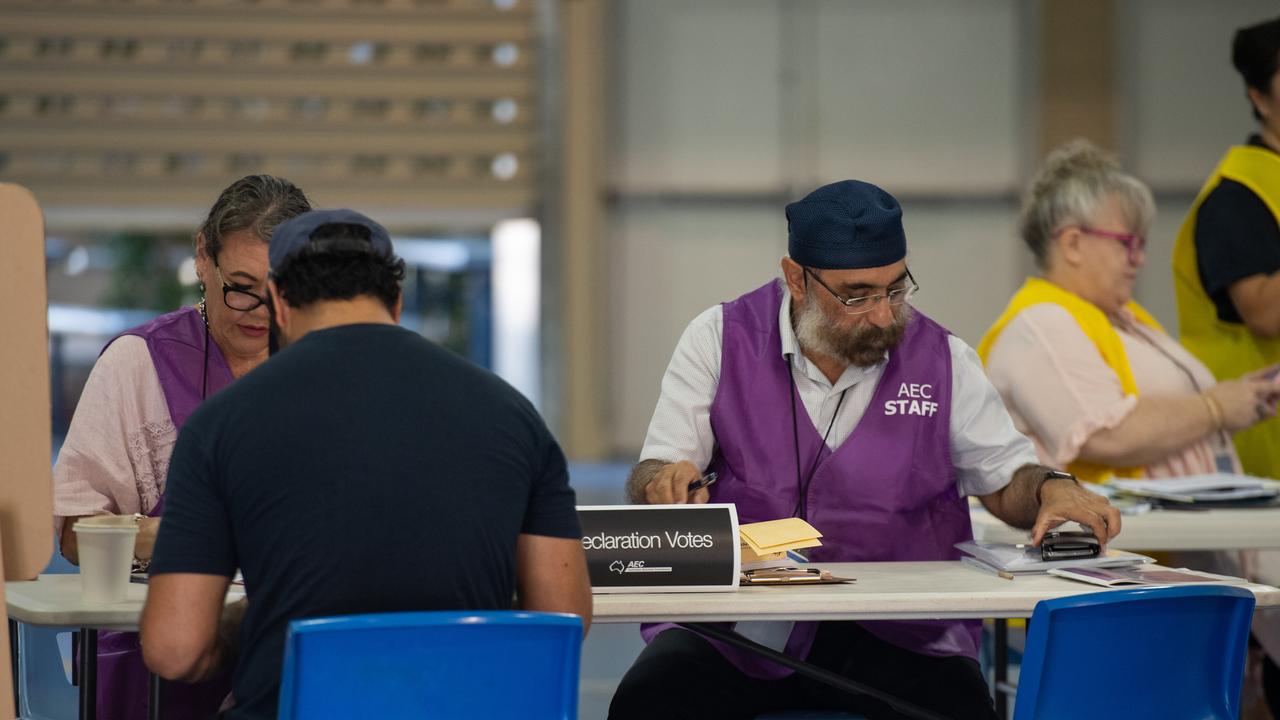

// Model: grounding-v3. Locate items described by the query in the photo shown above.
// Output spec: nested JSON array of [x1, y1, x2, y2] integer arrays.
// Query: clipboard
[[740, 567, 854, 585]]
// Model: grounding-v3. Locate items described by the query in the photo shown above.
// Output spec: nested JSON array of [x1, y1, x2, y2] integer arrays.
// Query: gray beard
[[792, 293, 912, 368]]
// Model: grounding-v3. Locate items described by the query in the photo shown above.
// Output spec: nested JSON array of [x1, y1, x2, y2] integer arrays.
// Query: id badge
[[1214, 451, 1236, 474]]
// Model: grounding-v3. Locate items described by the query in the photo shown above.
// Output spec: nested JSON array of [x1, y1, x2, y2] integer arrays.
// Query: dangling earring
[[198, 283, 209, 327]]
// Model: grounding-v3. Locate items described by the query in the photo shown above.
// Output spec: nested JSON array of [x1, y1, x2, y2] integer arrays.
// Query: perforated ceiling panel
[[0, 0, 539, 224]]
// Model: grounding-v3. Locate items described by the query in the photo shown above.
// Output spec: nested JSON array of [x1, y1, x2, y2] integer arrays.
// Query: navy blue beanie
[[269, 208, 393, 274], [785, 180, 906, 269]]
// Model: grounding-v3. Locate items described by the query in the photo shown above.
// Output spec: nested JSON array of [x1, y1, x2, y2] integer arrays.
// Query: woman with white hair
[[979, 140, 1279, 483]]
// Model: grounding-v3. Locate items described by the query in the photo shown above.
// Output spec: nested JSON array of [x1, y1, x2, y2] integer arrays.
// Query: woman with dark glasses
[[979, 140, 1280, 485], [52, 174, 311, 720]]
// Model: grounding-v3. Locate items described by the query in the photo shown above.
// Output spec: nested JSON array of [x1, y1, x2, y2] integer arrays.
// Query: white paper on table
[[955, 541, 1153, 573], [1108, 474, 1280, 502]]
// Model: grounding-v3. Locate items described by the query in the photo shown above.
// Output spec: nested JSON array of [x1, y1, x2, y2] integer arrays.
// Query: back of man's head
[[269, 209, 406, 313]]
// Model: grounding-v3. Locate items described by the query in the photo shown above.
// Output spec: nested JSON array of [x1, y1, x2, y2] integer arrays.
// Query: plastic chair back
[[1013, 585, 1254, 720], [277, 610, 583, 720]]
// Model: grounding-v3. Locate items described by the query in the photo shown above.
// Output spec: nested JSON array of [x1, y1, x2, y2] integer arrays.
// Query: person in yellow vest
[[1173, 17, 1280, 484], [980, 140, 1280, 485], [1172, 17, 1280, 712]]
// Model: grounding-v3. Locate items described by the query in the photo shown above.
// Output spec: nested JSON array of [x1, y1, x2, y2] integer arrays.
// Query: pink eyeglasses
[[1076, 226, 1146, 264]]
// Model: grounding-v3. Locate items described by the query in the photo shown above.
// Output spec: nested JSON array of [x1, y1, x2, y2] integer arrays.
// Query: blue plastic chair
[[277, 610, 583, 720], [1012, 585, 1255, 720]]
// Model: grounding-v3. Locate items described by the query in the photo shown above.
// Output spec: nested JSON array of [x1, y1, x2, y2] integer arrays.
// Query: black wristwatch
[[1035, 469, 1079, 506]]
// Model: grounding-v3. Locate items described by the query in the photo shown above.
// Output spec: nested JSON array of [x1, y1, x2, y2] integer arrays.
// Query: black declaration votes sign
[[577, 504, 740, 593]]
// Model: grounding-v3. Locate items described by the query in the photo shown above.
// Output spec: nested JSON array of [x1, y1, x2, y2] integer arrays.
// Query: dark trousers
[[608, 623, 997, 720], [1264, 651, 1280, 716]]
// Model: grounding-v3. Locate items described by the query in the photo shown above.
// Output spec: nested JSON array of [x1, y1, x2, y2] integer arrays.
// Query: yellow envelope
[[740, 544, 786, 564], [741, 535, 823, 555], [740, 517, 823, 548]]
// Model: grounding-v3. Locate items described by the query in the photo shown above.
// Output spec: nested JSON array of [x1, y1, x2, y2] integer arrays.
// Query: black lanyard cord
[[200, 302, 210, 400], [789, 363, 848, 519]]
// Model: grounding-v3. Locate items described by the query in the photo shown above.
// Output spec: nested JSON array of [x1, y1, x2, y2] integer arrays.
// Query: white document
[[1108, 474, 1280, 503], [955, 541, 1153, 574]]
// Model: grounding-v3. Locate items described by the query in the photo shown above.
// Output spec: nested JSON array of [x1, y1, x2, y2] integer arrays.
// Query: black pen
[[687, 472, 718, 493]]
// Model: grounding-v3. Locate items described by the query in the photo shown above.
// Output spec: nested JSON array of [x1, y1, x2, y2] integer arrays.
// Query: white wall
[[604, 0, 1280, 456], [609, 0, 785, 192], [609, 204, 786, 450], [1120, 0, 1280, 331], [810, 0, 1022, 193], [1121, 0, 1278, 189]]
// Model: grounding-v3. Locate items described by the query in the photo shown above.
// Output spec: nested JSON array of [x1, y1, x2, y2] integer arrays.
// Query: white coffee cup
[[74, 516, 140, 603]]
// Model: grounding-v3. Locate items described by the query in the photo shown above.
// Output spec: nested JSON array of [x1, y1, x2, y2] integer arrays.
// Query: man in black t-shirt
[[139, 209, 591, 720]]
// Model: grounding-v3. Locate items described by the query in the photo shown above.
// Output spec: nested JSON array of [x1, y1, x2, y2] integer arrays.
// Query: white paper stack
[[955, 541, 1154, 575], [1108, 474, 1280, 503]]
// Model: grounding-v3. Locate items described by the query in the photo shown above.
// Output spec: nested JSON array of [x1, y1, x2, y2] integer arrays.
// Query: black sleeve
[[519, 424, 582, 539], [1194, 179, 1280, 323], [148, 414, 238, 577]]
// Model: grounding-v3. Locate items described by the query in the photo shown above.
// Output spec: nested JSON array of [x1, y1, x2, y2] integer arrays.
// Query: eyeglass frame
[[1065, 225, 1147, 265], [802, 266, 919, 314], [213, 261, 270, 312]]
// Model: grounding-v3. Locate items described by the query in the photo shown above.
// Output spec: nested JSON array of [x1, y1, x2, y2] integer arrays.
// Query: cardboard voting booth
[[0, 184, 54, 719]]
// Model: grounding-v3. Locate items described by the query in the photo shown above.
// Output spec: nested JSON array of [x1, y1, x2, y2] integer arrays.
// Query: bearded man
[[608, 180, 1122, 720]]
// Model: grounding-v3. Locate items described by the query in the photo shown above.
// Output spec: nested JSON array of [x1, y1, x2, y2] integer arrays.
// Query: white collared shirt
[[639, 285, 1039, 497]]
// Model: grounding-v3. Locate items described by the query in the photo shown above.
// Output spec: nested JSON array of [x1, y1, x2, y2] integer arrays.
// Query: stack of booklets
[[740, 518, 823, 570], [1108, 474, 1280, 504], [1047, 566, 1229, 587], [955, 540, 1153, 576]]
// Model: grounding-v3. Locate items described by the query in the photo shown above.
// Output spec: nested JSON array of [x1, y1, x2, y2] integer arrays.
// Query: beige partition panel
[[1, 532, 10, 719], [0, 183, 53, 582]]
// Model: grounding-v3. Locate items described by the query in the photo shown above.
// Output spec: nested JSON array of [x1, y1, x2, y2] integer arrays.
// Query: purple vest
[[644, 280, 979, 679], [118, 305, 235, 458], [94, 306, 234, 720]]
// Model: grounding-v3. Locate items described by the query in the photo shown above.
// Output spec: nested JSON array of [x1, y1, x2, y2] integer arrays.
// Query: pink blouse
[[985, 301, 1280, 658], [52, 335, 176, 536], [983, 302, 1240, 477]]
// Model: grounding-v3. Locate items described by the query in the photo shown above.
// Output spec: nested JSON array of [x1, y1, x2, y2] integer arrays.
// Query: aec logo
[[610, 560, 661, 574]]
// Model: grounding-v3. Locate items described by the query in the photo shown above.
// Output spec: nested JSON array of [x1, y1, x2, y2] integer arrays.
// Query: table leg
[[681, 622, 947, 720], [149, 673, 165, 720], [994, 619, 1008, 720], [8, 619, 19, 716], [78, 628, 96, 720]]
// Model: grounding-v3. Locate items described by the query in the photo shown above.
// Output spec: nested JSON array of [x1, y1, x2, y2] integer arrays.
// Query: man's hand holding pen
[[642, 460, 715, 504]]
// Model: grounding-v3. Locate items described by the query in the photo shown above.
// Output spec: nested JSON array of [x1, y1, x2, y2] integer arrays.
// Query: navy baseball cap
[[786, 180, 907, 270], [268, 208, 394, 274]]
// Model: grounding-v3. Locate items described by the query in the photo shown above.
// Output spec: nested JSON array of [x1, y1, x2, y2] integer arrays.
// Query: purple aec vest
[[120, 305, 235, 455], [643, 280, 980, 679], [93, 306, 234, 720]]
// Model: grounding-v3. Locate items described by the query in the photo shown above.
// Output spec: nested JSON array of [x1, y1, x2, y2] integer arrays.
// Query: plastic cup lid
[[74, 516, 140, 531]]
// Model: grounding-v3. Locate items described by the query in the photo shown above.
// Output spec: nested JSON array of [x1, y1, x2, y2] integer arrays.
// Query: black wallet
[[1040, 531, 1100, 561]]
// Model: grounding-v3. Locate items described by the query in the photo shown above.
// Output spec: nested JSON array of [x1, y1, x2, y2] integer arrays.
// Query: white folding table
[[6, 576, 244, 720]]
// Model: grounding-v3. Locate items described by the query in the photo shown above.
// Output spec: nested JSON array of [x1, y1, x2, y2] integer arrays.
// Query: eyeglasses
[[1076, 226, 1146, 265], [214, 264, 269, 312], [803, 267, 919, 314]]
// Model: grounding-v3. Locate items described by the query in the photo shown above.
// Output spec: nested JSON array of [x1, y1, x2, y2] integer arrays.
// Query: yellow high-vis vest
[[977, 277, 1164, 484], [1172, 145, 1280, 480]]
